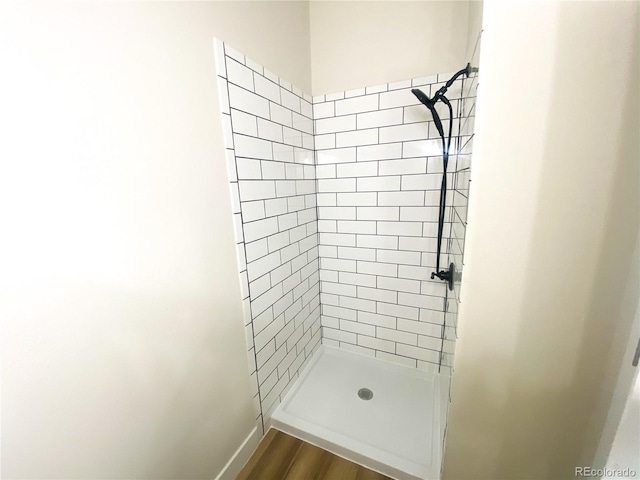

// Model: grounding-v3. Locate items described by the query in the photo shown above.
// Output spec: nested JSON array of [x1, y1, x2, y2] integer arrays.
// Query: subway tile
[[377, 302, 419, 320], [356, 206, 399, 221], [337, 220, 376, 235], [357, 260, 397, 277], [264, 197, 287, 217], [398, 236, 438, 252], [301, 99, 313, 118], [398, 264, 428, 281], [377, 249, 421, 266], [278, 212, 298, 231], [292, 112, 313, 135], [335, 94, 379, 115], [221, 115, 233, 147], [377, 327, 417, 346], [397, 318, 442, 337], [358, 285, 396, 304], [316, 115, 356, 135], [325, 91, 345, 101], [379, 88, 419, 109], [275, 180, 296, 197], [317, 147, 357, 165], [320, 230, 357, 246], [404, 104, 433, 124], [316, 165, 336, 179], [213, 39, 226, 77], [380, 122, 429, 143], [396, 344, 439, 363], [379, 158, 427, 176], [419, 307, 444, 324], [376, 351, 417, 368], [239, 180, 275, 201], [318, 206, 356, 220], [336, 128, 378, 148], [401, 174, 443, 191], [322, 281, 357, 297], [244, 217, 279, 243], [323, 304, 356, 321], [365, 84, 387, 94], [321, 315, 340, 329], [377, 275, 421, 294], [358, 335, 395, 353], [318, 219, 336, 232], [400, 206, 440, 222], [336, 192, 377, 206], [245, 238, 269, 263], [357, 143, 402, 162], [317, 178, 356, 193], [336, 162, 378, 178], [315, 133, 336, 150], [337, 246, 376, 261], [281, 88, 301, 113], [358, 311, 396, 329], [257, 118, 284, 143], [323, 327, 356, 344], [338, 271, 376, 288], [284, 163, 304, 181], [418, 335, 442, 351], [403, 139, 442, 158], [356, 234, 398, 250], [234, 134, 272, 160], [236, 157, 262, 179], [339, 318, 376, 337], [356, 176, 400, 192], [242, 200, 266, 222], [313, 102, 335, 119], [377, 221, 423, 237], [398, 292, 443, 310], [226, 58, 255, 91], [254, 74, 280, 103], [340, 296, 376, 314], [270, 102, 292, 127], [228, 84, 269, 118], [230, 109, 258, 136], [267, 231, 290, 252], [273, 144, 295, 163], [283, 126, 302, 147], [345, 87, 366, 98], [248, 250, 281, 281], [388, 79, 412, 90], [357, 108, 403, 129]]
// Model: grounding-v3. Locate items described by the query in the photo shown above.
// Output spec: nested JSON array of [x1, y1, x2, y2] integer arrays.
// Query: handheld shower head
[[411, 88, 433, 108]]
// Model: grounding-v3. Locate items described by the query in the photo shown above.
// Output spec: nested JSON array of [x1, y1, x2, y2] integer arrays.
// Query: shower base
[[271, 345, 447, 480]]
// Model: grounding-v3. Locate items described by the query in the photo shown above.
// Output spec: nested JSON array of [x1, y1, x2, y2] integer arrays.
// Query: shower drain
[[357, 388, 373, 400]]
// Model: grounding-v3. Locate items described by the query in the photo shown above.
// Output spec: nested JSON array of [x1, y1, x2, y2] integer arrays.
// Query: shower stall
[[214, 29, 481, 479]]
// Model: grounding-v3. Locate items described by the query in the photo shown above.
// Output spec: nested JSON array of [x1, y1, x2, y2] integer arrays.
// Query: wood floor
[[237, 429, 392, 480]]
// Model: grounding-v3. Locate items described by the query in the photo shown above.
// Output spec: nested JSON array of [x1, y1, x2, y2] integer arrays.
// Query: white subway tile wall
[[314, 70, 473, 371], [215, 40, 320, 431], [441, 32, 481, 383], [215, 36, 479, 423]]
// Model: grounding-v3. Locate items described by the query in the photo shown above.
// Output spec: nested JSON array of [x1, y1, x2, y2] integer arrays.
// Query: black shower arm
[[431, 63, 476, 104]]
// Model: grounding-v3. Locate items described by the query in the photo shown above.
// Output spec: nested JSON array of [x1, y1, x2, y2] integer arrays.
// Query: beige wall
[[443, 1, 639, 479], [0, 2, 310, 478], [309, 1, 472, 95]]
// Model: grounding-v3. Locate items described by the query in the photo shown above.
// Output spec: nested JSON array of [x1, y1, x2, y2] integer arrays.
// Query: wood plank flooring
[[237, 429, 392, 480]]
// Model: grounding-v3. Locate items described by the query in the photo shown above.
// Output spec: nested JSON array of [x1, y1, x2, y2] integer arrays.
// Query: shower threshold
[[271, 345, 446, 480]]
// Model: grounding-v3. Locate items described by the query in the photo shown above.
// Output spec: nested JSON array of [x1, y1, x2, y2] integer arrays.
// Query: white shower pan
[[271, 345, 446, 480]]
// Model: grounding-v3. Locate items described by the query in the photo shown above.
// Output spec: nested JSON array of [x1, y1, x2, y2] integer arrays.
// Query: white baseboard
[[214, 420, 262, 480]]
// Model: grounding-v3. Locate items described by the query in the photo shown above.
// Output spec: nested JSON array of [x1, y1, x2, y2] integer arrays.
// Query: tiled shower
[[215, 31, 480, 478]]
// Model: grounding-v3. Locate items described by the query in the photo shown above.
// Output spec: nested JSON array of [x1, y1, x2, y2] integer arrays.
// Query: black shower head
[[411, 88, 433, 108]]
